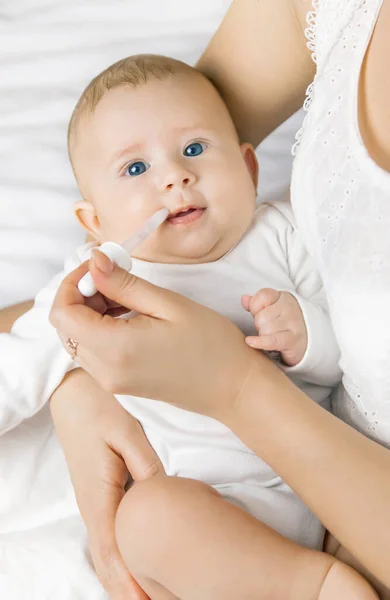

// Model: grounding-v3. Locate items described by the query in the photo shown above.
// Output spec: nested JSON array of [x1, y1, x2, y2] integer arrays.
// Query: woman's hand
[[50, 250, 270, 422], [50, 368, 164, 600]]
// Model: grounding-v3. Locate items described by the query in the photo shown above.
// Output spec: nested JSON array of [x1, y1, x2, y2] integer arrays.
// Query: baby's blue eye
[[126, 161, 149, 177], [184, 142, 206, 157]]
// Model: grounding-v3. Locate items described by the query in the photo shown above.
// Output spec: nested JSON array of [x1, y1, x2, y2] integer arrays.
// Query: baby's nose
[[163, 166, 196, 190], [166, 176, 191, 190]]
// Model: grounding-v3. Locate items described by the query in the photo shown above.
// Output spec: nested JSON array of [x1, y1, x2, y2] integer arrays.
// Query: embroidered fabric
[[291, 0, 318, 156], [291, 0, 390, 446]]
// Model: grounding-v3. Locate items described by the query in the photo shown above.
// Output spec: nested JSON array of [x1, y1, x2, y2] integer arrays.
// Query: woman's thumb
[[90, 249, 174, 318]]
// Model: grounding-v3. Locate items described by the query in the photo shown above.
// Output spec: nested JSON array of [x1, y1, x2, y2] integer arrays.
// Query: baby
[[8, 55, 376, 599]]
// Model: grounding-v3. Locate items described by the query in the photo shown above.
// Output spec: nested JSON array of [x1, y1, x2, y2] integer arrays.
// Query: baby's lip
[[167, 206, 206, 226], [168, 205, 203, 218]]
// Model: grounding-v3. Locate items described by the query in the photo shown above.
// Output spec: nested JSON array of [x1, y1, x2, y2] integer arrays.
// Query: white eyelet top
[[291, 0, 390, 446]]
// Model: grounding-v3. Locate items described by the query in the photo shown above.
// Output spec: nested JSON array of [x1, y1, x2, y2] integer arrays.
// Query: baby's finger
[[245, 330, 294, 351], [241, 295, 252, 312], [249, 288, 281, 316], [253, 305, 282, 333]]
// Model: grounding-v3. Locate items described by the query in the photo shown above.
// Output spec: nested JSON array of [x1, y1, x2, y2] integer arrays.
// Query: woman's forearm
[[0, 300, 34, 332], [196, 0, 314, 146], [227, 363, 390, 586]]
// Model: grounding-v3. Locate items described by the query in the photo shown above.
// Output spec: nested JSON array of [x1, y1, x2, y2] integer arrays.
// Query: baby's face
[[73, 74, 258, 264]]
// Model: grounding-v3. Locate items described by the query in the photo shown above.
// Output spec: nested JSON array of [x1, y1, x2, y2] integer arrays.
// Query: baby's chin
[[134, 236, 229, 265]]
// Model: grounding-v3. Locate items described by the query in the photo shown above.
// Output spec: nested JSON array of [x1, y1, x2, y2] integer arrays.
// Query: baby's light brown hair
[[68, 54, 202, 168]]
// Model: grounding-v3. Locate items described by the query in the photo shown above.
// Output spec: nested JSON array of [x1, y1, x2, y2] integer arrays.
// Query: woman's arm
[[0, 300, 33, 332], [229, 365, 390, 587], [197, 0, 315, 146]]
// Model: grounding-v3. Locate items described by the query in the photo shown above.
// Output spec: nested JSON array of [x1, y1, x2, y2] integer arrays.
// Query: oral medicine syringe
[[78, 208, 169, 297]]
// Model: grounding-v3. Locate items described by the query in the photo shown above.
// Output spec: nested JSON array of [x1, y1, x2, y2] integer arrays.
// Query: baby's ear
[[74, 199, 102, 241], [240, 143, 259, 189]]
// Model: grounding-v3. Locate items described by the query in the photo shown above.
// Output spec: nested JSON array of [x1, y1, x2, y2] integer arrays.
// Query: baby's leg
[[115, 476, 378, 600]]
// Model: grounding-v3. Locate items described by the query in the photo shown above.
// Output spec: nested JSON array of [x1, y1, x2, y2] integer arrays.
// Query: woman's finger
[[89, 250, 182, 319], [110, 415, 166, 482], [50, 266, 106, 331], [86, 455, 149, 600], [50, 259, 179, 352], [56, 330, 97, 375], [51, 371, 150, 599], [87, 477, 148, 600], [105, 306, 133, 318]]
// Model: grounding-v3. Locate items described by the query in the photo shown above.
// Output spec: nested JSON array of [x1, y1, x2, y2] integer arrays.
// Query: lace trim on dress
[[291, 0, 319, 156]]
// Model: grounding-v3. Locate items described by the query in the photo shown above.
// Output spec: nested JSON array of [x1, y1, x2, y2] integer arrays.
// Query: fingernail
[[91, 248, 114, 274]]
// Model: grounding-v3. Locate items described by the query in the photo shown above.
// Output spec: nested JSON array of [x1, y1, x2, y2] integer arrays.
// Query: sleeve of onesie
[[279, 213, 342, 388], [0, 256, 83, 436]]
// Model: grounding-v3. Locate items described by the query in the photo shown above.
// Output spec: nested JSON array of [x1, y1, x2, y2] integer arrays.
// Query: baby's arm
[[0, 245, 98, 436], [282, 225, 342, 387], [0, 269, 76, 435], [243, 208, 342, 387]]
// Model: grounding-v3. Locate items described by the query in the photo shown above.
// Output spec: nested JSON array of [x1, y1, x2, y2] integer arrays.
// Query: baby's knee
[[115, 475, 217, 571], [116, 475, 217, 528]]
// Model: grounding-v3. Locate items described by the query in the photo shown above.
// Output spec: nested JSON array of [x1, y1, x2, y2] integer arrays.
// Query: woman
[[4, 0, 390, 597]]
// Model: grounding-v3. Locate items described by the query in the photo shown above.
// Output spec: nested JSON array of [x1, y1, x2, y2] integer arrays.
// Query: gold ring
[[66, 338, 79, 360]]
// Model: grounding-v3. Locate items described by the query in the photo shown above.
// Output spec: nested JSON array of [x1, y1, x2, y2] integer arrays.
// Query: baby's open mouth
[[167, 206, 205, 225]]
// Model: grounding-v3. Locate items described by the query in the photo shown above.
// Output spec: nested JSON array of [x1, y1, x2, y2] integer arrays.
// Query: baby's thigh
[[115, 476, 221, 573], [115, 476, 227, 599], [116, 475, 220, 541], [115, 475, 332, 600]]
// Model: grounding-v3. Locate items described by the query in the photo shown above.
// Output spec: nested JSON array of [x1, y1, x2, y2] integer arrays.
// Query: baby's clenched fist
[[242, 288, 307, 367]]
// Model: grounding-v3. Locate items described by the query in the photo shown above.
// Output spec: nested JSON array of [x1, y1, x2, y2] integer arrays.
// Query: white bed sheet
[[0, 1, 303, 597]]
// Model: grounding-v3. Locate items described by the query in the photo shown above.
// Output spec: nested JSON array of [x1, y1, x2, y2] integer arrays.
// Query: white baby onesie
[[0, 202, 341, 550]]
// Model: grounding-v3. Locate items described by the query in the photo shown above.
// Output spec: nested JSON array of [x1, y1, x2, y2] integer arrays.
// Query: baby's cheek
[[98, 211, 142, 244]]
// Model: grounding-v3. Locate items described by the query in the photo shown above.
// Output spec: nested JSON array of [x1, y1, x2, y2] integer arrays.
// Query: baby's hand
[[242, 288, 307, 367]]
